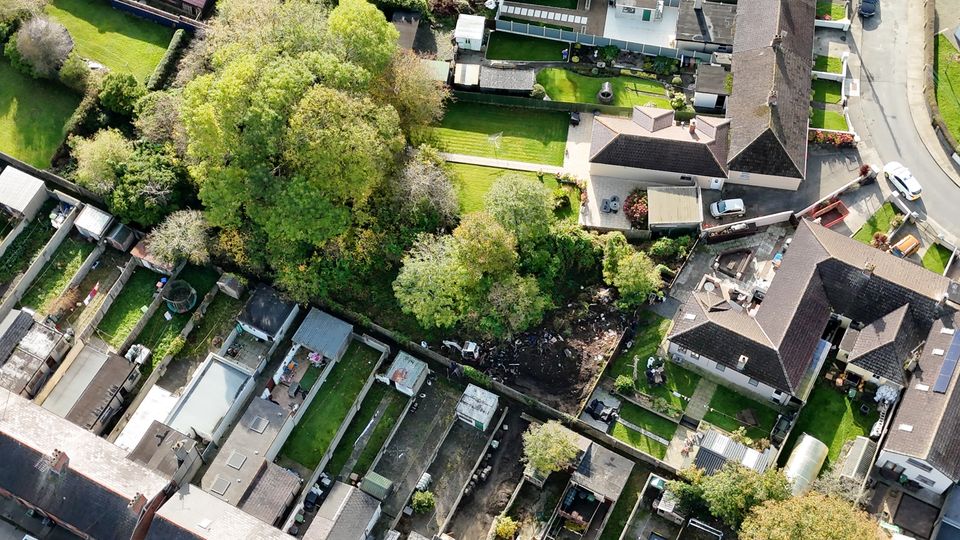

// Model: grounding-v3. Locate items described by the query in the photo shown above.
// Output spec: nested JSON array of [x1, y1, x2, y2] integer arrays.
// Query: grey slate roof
[[0, 309, 34, 363], [239, 284, 297, 338], [479, 67, 536, 91], [127, 420, 195, 477], [571, 442, 634, 501], [303, 481, 380, 540], [695, 64, 730, 96], [676, 0, 737, 47], [292, 307, 353, 359], [725, 0, 815, 180], [670, 220, 955, 394], [239, 462, 301, 525], [847, 304, 918, 384], [65, 352, 137, 431]]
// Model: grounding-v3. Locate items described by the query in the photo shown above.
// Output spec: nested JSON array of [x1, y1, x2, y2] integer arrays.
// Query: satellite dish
[[485, 0, 497, 9], [703, 281, 716, 292]]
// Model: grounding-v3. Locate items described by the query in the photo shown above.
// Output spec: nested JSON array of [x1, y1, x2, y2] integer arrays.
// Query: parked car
[[883, 161, 923, 200], [859, 0, 878, 17], [709, 198, 746, 219], [891, 235, 921, 258], [570, 111, 581, 126]]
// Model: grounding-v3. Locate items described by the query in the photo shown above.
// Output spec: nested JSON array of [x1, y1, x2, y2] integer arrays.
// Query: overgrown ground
[[280, 340, 382, 469], [598, 464, 649, 540], [97, 266, 160, 348], [0, 200, 57, 288], [429, 102, 569, 165], [936, 34, 960, 143], [325, 383, 405, 479], [0, 59, 80, 167], [45, 0, 174, 81], [536, 68, 672, 109], [852, 202, 899, 244], [922, 243, 953, 274], [449, 163, 579, 222], [703, 385, 779, 441], [485, 32, 570, 62], [19, 236, 95, 314]]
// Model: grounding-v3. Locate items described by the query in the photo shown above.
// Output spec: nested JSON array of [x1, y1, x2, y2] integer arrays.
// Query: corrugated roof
[[385, 351, 428, 392], [292, 308, 353, 359], [0, 309, 34, 363], [694, 429, 773, 474]]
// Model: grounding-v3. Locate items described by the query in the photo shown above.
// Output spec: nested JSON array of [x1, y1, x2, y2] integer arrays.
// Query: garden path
[[684, 378, 716, 422], [440, 152, 563, 174], [338, 391, 396, 479]]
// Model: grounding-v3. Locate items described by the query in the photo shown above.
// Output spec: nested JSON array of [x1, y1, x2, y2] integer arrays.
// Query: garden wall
[[0, 151, 104, 207], [79, 256, 140, 341], [110, 0, 209, 30], [0, 220, 28, 261], [700, 210, 795, 234], [66, 243, 107, 290]]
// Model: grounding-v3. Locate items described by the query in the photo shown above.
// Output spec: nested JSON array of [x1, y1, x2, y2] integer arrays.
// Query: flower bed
[[808, 129, 855, 147], [623, 189, 649, 229]]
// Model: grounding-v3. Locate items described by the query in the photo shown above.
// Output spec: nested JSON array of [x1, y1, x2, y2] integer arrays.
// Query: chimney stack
[[128, 493, 148, 515], [688, 119, 697, 134], [50, 449, 69, 475], [767, 90, 778, 107], [770, 33, 783, 49]]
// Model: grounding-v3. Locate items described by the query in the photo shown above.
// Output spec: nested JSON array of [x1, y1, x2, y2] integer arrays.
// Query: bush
[[4, 36, 31, 76], [494, 515, 520, 539], [670, 92, 687, 111], [463, 365, 491, 387], [623, 189, 648, 229], [530, 83, 546, 99], [671, 75, 682, 86], [599, 45, 619, 63], [99, 72, 145, 116], [146, 29, 188, 91], [6, 16, 72, 79], [59, 51, 88, 92], [411, 490, 435, 513], [614, 374, 634, 394], [649, 237, 678, 259]]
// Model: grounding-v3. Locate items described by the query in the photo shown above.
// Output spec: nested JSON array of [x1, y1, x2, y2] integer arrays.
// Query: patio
[[602, 6, 678, 48]]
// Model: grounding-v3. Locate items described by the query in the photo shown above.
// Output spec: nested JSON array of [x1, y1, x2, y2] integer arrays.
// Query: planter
[[615, 389, 683, 422]]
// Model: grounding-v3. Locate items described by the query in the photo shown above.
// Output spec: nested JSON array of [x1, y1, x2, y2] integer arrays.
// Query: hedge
[[146, 29, 188, 91]]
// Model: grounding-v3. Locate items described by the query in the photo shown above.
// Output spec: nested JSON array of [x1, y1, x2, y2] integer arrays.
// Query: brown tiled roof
[[847, 305, 918, 384]]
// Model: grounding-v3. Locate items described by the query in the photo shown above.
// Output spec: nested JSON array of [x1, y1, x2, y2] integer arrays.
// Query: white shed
[[456, 383, 498, 431], [0, 167, 46, 221], [377, 351, 428, 396], [455, 15, 485, 51], [74, 205, 114, 241]]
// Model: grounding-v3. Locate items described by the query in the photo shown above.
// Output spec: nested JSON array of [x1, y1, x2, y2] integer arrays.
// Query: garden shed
[[454, 15, 485, 51], [783, 433, 828, 495], [217, 273, 246, 300], [73, 205, 114, 241], [291, 307, 353, 362], [647, 186, 703, 230], [453, 63, 480, 86], [455, 383, 498, 431], [0, 166, 46, 221], [377, 351, 428, 396], [422, 59, 451, 82], [479, 67, 536, 94], [106, 222, 135, 251], [238, 285, 299, 343], [839, 436, 877, 482], [131, 237, 179, 275]]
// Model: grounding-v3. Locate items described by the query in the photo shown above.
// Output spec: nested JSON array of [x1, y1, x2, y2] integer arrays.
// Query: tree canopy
[[668, 464, 791, 529], [740, 493, 879, 540], [522, 421, 579, 476]]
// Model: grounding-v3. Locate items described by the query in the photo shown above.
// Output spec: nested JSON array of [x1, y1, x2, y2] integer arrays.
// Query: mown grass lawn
[[449, 163, 579, 222], [922, 243, 953, 274], [45, 0, 174, 81], [814, 55, 844, 74], [326, 385, 405, 478], [816, 0, 847, 20], [811, 109, 848, 131], [812, 79, 843, 104], [0, 200, 58, 287], [280, 341, 381, 469], [19, 237, 95, 314], [430, 102, 568, 165], [936, 34, 960, 147], [486, 32, 570, 62], [611, 422, 667, 459], [536, 68, 671, 109], [97, 267, 159, 347], [0, 59, 80, 168], [703, 385, 779, 441], [852, 202, 899, 244], [778, 381, 879, 469], [598, 464, 648, 540]]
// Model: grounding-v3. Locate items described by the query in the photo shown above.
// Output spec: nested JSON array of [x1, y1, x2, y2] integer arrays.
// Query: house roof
[[884, 313, 960, 481], [670, 220, 955, 394], [292, 308, 353, 359], [238, 462, 301, 525], [165, 353, 253, 440], [693, 429, 773, 475], [74, 204, 113, 237], [126, 420, 196, 477], [695, 63, 730, 96], [725, 0, 815, 180], [65, 352, 138, 431], [0, 166, 45, 214], [238, 284, 297, 338], [454, 63, 480, 86], [676, 0, 737, 46], [571, 442, 634, 501], [648, 186, 702, 226], [479, 67, 536, 91], [303, 482, 380, 540], [847, 304, 918, 384], [43, 343, 115, 419], [455, 14, 485, 40], [0, 309, 35, 363], [938, 486, 960, 540], [590, 110, 730, 178]]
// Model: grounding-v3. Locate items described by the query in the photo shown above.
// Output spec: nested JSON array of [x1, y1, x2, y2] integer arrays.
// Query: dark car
[[859, 0, 878, 17], [570, 111, 581, 126]]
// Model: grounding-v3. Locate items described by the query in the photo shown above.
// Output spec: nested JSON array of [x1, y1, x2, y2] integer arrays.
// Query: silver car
[[710, 198, 746, 218]]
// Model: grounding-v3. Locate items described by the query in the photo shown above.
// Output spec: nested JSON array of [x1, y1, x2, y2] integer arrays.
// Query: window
[[748, 378, 760, 387], [621, 6, 636, 13], [641, 8, 651, 21], [715, 363, 726, 372], [907, 458, 933, 472], [677, 346, 688, 354], [917, 475, 936, 487]]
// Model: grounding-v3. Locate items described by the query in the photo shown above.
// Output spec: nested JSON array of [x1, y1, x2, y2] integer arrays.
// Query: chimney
[[50, 449, 69, 475], [128, 493, 148, 515], [863, 262, 875, 276], [770, 33, 783, 49], [767, 90, 778, 107], [694, 0, 703, 9], [688, 119, 697, 134]]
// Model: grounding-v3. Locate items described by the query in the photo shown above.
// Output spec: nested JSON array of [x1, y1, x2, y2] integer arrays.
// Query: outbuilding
[[73, 205, 114, 241], [238, 285, 299, 343], [455, 383, 498, 431], [454, 15, 485, 51], [0, 167, 46, 221], [377, 351, 428, 396], [291, 307, 353, 362], [647, 186, 703, 230]]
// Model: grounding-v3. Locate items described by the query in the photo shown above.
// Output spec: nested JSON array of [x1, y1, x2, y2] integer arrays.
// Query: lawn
[[352, 393, 405, 475], [97, 267, 160, 348], [814, 55, 844, 74], [280, 340, 382, 470], [935, 34, 960, 146], [611, 422, 667, 460], [0, 59, 81, 168], [0, 200, 57, 286], [812, 79, 843, 104], [778, 381, 880, 469], [19, 237, 95, 314], [45, 0, 175, 81], [449, 163, 580, 222], [852, 202, 899, 244], [618, 401, 678, 440], [922, 243, 953, 274], [598, 465, 648, 540], [703, 385, 779, 441], [430, 102, 569, 165], [172, 290, 243, 361], [486, 32, 569, 62], [816, 0, 847, 20], [536, 68, 672, 109], [326, 385, 405, 478], [811, 109, 848, 131]]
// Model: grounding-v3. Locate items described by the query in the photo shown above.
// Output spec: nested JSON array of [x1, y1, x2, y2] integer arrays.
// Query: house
[[377, 351, 429, 397], [675, 0, 737, 54], [291, 307, 353, 363], [724, 0, 815, 190], [126, 420, 199, 477], [454, 14, 485, 51], [238, 284, 299, 343], [0, 317, 71, 398], [694, 429, 775, 475], [876, 312, 960, 495], [668, 219, 956, 405], [40, 341, 141, 434], [613, 0, 661, 21], [131, 236, 180, 275], [933, 486, 960, 540], [836, 304, 918, 387], [456, 383, 499, 431], [589, 107, 730, 187], [647, 186, 703, 231], [479, 66, 536, 94], [164, 353, 257, 443], [73, 204, 113, 241], [392, 10, 420, 50], [0, 166, 46, 221], [302, 481, 382, 540], [693, 63, 731, 111], [201, 398, 299, 526]]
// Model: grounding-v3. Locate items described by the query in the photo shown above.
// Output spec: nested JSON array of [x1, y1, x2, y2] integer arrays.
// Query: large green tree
[[393, 234, 469, 329], [522, 421, 579, 476], [740, 493, 879, 540], [669, 464, 791, 529], [327, 0, 398, 74], [485, 176, 555, 244]]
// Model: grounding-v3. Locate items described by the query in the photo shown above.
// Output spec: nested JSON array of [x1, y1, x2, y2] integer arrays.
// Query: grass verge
[[97, 266, 159, 347], [935, 34, 960, 144], [19, 237, 95, 314], [852, 202, 899, 244], [486, 32, 569, 62], [536, 68, 671, 109], [703, 385, 779, 441], [811, 109, 848, 131]]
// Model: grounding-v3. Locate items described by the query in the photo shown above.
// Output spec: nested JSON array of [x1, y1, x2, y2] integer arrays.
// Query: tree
[[522, 420, 579, 476], [146, 210, 210, 266], [99, 72, 145, 116], [70, 129, 134, 196], [58, 51, 88, 92], [393, 234, 469, 329], [453, 212, 517, 278], [601, 232, 631, 284], [485, 176, 555, 244], [0, 0, 46, 23], [411, 490, 436, 513], [481, 274, 549, 337], [8, 16, 72, 78], [327, 0, 398, 75], [740, 493, 879, 540], [610, 251, 662, 308], [396, 147, 459, 225], [494, 515, 520, 539], [699, 464, 790, 528], [375, 49, 449, 136], [110, 145, 186, 226], [135, 91, 187, 155]]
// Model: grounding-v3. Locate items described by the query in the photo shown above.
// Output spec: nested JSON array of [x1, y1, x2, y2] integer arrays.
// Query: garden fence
[[117, 264, 183, 354], [110, 0, 210, 31], [494, 20, 712, 63], [67, 243, 106, 291], [0, 152, 104, 207], [576, 328, 627, 417], [452, 90, 633, 116], [79, 256, 139, 341], [364, 391, 415, 478], [0, 220, 28, 262]]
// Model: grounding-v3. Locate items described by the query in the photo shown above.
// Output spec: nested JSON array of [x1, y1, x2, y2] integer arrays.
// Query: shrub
[[146, 29, 188, 91], [99, 72, 145, 116], [671, 75, 682, 86], [59, 51, 88, 92], [7, 16, 72, 79], [4, 36, 31, 76], [411, 490, 435, 513], [670, 92, 687, 111], [649, 237, 678, 260], [889, 214, 905, 230], [614, 374, 634, 394], [623, 189, 648, 229], [530, 83, 546, 99], [494, 515, 520, 539], [599, 45, 619, 63], [463, 365, 491, 387]]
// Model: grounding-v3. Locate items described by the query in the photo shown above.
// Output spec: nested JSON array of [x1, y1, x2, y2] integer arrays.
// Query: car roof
[[885, 161, 908, 174], [902, 174, 922, 191], [725, 198, 745, 210]]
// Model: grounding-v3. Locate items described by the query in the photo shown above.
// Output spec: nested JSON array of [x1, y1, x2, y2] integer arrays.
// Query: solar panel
[[933, 333, 960, 393]]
